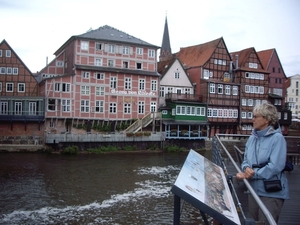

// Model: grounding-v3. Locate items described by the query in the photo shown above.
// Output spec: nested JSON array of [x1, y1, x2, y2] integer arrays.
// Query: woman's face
[[252, 114, 270, 131]]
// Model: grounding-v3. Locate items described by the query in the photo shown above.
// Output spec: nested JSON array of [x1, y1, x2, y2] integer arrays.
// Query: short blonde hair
[[253, 102, 278, 126]]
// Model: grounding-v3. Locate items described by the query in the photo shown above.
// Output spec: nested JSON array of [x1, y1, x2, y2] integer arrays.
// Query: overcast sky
[[1, 0, 299, 76]]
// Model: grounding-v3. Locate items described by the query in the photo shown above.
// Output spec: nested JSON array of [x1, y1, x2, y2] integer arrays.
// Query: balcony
[[165, 93, 204, 102]]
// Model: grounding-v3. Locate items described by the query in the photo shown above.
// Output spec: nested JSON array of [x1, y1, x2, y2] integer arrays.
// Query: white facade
[[286, 74, 300, 118]]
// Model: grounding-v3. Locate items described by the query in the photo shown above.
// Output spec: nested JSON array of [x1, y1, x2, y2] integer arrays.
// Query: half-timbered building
[[257, 48, 291, 135], [39, 25, 160, 135], [0, 39, 44, 140], [231, 47, 269, 135], [176, 38, 238, 137]]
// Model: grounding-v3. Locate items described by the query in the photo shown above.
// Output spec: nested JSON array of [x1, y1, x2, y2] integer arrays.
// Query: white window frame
[[139, 79, 145, 90], [18, 83, 25, 92], [6, 83, 13, 92], [136, 47, 143, 55], [81, 41, 88, 51], [6, 50, 11, 57], [95, 86, 105, 96], [81, 100, 90, 112], [148, 49, 155, 58], [81, 85, 90, 95], [125, 78, 132, 90], [62, 99, 71, 112]]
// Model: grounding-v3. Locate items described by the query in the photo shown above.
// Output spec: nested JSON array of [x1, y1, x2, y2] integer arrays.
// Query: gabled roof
[[157, 56, 176, 77], [54, 25, 159, 55], [0, 39, 35, 80], [231, 47, 267, 73], [257, 48, 287, 78], [175, 38, 223, 67]]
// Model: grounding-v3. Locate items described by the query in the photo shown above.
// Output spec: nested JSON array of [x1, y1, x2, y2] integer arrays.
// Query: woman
[[236, 102, 289, 224]]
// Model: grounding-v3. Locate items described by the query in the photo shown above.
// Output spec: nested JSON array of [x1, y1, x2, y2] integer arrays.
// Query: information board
[[171, 149, 240, 225]]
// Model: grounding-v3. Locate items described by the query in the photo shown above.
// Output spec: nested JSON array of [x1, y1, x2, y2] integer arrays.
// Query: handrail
[[214, 134, 277, 225]]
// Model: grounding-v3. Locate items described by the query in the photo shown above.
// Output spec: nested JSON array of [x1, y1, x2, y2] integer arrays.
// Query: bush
[[165, 145, 186, 153], [61, 145, 79, 155]]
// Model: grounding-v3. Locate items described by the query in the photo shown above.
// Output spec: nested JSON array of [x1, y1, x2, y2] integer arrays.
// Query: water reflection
[[0, 152, 209, 225]]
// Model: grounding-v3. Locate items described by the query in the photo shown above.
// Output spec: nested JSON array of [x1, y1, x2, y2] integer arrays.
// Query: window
[[96, 86, 105, 96], [110, 77, 117, 89], [82, 71, 90, 78], [123, 46, 129, 55], [136, 48, 143, 55], [29, 102, 36, 115], [124, 103, 131, 114], [0, 67, 6, 74], [138, 101, 144, 114], [139, 79, 145, 90], [55, 83, 60, 91], [108, 59, 114, 67], [196, 107, 205, 116], [209, 83, 215, 93], [123, 61, 129, 68], [109, 102, 116, 113], [0, 50, 2, 57], [174, 71, 180, 79], [81, 100, 90, 112], [247, 112, 253, 119], [48, 99, 56, 111], [242, 99, 246, 106], [6, 83, 13, 92], [96, 42, 102, 50], [148, 49, 155, 58], [0, 82, 2, 92], [160, 86, 165, 97], [225, 85, 230, 95], [184, 88, 191, 94], [108, 44, 115, 53], [95, 58, 102, 66], [125, 78, 131, 90], [0, 101, 8, 115], [56, 61, 64, 67], [218, 109, 223, 117], [207, 108, 212, 117], [95, 100, 104, 113], [232, 86, 238, 95], [96, 73, 104, 79], [62, 83, 71, 92], [249, 62, 258, 68], [62, 99, 71, 112], [212, 109, 218, 117], [13, 68, 18, 75], [7, 67, 12, 74], [203, 70, 209, 79], [177, 89, 182, 95], [81, 86, 90, 95], [248, 99, 253, 106], [18, 83, 25, 92], [15, 102, 22, 115], [162, 110, 168, 115], [81, 41, 88, 50], [218, 84, 223, 94], [136, 62, 142, 69], [6, 50, 11, 57], [255, 99, 261, 106], [241, 112, 246, 118], [167, 87, 173, 93], [151, 80, 157, 91], [150, 102, 156, 112]]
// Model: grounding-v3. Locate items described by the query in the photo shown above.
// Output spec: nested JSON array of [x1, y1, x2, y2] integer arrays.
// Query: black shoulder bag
[[263, 174, 282, 192]]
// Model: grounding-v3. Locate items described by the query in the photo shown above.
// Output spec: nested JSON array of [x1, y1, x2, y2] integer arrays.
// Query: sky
[[1, 0, 299, 76]]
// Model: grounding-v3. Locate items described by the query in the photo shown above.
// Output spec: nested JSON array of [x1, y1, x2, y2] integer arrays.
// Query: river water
[[0, 151, 211, 225]]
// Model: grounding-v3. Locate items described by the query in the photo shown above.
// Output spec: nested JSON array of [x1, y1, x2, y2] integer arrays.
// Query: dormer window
[[249, 62, 258, 68]]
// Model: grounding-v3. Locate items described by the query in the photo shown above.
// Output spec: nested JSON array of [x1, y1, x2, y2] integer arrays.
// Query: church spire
[[159, 13, 172, 61]]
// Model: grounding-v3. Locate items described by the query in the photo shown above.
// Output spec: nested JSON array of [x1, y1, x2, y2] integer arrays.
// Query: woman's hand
[[236, 167, 255, 180]]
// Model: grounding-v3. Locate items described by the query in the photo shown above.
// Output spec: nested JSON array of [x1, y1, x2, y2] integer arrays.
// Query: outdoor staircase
[[124, 112, 160, 133]]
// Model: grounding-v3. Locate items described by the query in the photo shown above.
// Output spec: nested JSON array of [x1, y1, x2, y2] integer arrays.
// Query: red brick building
[[0, 39, 44, 140]]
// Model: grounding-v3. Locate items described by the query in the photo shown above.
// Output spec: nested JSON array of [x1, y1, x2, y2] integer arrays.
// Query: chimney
[[235, 55, 239, 69]]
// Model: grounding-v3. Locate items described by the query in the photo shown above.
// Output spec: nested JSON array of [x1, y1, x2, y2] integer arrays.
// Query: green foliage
[[123, 145, 137, 151], [165, 144, 186, 153], [61, 145, 79, 155]]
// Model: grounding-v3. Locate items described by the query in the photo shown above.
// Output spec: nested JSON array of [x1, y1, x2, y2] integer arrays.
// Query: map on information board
[[171, 149, 240, 225]]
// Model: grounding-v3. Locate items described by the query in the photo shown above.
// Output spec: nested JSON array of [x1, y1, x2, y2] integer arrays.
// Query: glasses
[[253, 115, 263, 119]]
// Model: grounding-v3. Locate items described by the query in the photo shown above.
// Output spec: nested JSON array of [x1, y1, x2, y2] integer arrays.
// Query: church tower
[[159, 15, 172, 61]]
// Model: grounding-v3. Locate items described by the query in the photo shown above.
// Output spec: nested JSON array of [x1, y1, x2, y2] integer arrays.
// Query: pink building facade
[[39, 25, 160, 134]]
